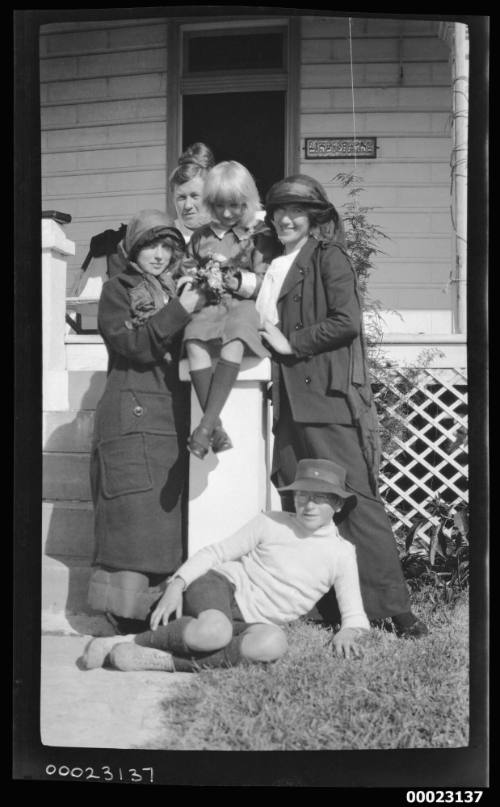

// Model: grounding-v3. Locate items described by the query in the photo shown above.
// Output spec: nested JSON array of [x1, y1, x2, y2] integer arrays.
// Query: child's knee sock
[[134, 616, 193, 655], [189, 367, 213, 411], [199, 359, 240, 432], [171, 634, 245, 672]]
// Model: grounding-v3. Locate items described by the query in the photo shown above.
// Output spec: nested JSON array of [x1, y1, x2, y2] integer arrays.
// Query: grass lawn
[[149, 589, 469, 751]]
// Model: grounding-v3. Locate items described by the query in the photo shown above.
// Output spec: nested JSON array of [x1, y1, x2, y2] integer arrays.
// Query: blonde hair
[[203, 161, 261, 227]]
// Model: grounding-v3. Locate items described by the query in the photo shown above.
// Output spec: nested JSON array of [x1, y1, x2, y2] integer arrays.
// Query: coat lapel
[[277, 237, 318, 302]]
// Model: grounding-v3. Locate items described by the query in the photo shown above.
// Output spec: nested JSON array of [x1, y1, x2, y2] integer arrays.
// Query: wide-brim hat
[[278, 459, 357, 519], [265, 175, 340, 222]]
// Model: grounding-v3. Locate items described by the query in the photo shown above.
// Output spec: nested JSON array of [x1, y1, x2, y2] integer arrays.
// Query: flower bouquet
[[179, 252, 239, 304]]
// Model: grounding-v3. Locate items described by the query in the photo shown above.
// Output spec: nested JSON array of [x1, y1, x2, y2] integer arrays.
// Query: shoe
[[109, 643, 175, 672], [187, 424, 213, 459], [392, 612, 429, 639], [211, 425, 233, 453], [81, 636, 125, 669]]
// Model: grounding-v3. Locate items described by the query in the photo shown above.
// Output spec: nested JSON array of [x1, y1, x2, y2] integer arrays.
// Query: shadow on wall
[[43, 371, 105, 629], [42, 371, 198, 631]]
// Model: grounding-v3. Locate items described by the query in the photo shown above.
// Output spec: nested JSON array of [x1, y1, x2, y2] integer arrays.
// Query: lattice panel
[[373, 367, 468, 545]]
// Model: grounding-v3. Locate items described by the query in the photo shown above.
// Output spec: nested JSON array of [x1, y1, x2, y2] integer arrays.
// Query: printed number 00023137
[[45, 765, 154, 783], [406, 793, 484, 803]]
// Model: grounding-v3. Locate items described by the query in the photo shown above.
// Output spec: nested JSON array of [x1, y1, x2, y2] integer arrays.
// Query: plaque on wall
[[304, 137, 377, 159]]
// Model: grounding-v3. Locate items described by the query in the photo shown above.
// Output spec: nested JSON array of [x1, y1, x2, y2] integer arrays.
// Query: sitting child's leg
[[110, 629, 243, 672], [239, 624, 288, 663], [186, 339, 233, 457], [189, 341, 243, 458], [135, 609, 233, 653], [82, 570, 241, 671], [82, 609, 233, 670], [108, 623, 288, 672]]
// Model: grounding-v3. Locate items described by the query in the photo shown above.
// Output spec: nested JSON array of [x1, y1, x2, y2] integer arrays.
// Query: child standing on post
[[82, 459, 370, 673], [178, 160, 279, 459]]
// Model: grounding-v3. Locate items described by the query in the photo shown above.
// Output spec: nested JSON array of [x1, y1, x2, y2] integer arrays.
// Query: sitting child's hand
[[222, 273, 240, 292], [332, 627, 368, 659], [176, 275, 194, 292], [150, 577, 185, 630]]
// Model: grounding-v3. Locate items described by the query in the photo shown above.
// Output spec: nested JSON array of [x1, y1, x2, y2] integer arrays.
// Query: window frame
[[166, 16, 300, 216]]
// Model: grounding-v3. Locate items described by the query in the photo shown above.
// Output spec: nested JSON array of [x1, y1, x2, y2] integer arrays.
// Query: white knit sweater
[[175, 511, 370, 629]]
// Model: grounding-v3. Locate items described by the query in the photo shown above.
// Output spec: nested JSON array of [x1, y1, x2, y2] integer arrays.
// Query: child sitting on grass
[[82, 459, 370, 673]]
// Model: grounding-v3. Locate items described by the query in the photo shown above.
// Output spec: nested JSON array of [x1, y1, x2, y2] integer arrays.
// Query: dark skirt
[[183, 296, 270, 358], [271, 402, 411, 621]]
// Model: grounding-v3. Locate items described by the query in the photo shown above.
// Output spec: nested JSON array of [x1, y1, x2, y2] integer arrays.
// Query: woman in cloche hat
[[87, 210, 204, 635], [257, 175, 427, 639], [83, 458, 370, 673]]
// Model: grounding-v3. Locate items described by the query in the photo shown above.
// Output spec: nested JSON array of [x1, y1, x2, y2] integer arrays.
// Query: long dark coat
[[271, 236, 380, 488], [90, 266, 192, 576], [270, 236, 411, 620]]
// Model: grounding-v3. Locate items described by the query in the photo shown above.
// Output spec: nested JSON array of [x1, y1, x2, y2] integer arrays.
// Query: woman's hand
[[332, 627, 368, 659], [150, 577, 185, 630], [259, 320, 293, 355], [178, 281, 205, 314]]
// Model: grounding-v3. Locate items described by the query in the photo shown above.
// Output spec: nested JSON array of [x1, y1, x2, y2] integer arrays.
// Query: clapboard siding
[[302, 62, 451, 88], [299, 16, 454, 324], [40, 14, 456, 327], [302, 36, 447, 64], [301, 86, 452, 111], [301, 18, 440, 38], [40, 17, 168, 292]]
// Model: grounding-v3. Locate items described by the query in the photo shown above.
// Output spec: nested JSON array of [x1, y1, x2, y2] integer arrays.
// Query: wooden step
[[43, 452, 92, 501], [43, 410, 95, 453], [42, 500, 95, 558], [42, 554, 93, 614]]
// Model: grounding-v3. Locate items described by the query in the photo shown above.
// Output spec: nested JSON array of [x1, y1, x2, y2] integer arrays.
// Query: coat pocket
[[98, 434, 153, 498], [120, 390, 176, 435]]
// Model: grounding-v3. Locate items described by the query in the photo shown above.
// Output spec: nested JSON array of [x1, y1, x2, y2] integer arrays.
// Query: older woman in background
[[169, 142, 215, 243]]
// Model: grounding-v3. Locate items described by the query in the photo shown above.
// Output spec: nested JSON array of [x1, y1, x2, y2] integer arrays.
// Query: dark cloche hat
[[265, 174, 339, 221], [125, 209, 186, 258]]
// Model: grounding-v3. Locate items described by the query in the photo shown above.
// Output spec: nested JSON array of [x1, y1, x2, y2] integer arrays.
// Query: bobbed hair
[[203, 161, 261, 228], [169, 142, 215, 190]]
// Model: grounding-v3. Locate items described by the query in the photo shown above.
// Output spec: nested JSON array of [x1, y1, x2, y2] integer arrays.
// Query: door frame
[[166, 15, 300, 215]]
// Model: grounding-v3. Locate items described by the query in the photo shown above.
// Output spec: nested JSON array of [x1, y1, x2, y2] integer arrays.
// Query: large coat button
[[293, 294, 301, 302], [133, 405, 144, 416], [295, 322, 303, 330], [305, 376, 311, 384]]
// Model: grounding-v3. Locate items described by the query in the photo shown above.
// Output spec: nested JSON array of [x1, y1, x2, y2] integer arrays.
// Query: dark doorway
[[182, 91, 285, 201]]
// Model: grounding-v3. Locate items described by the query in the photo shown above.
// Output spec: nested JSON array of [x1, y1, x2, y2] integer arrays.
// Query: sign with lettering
[[304, 137, 377, 159]]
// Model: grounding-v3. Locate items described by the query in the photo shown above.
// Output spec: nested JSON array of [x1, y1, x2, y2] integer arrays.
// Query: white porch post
[[439, 21, 469, 336], [42, 217, 75, 411], [180, 357, 279, 554]]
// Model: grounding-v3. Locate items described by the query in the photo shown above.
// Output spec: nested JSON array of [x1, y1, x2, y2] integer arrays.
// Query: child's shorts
[[183, 569, 251, 634]]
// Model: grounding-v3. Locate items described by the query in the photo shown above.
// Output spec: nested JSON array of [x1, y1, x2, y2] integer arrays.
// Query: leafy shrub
[[400, 499, 469, 603]]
